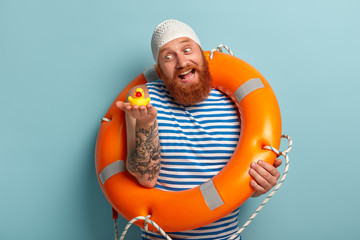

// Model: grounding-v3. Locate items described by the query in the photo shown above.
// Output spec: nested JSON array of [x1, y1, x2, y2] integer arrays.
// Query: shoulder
[[208, 88, 234, 102], [145, 80, 168, 96], [146, 79, 165, 88]]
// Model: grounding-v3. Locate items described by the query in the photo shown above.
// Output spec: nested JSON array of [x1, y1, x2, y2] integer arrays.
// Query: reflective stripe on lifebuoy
[[95, 51, 281, 232]]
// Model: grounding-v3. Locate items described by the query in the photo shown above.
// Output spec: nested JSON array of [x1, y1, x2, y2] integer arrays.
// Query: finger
[[257, 160, 280, 179], [116, 101, 129, 110], [253, 161, 280, 188], [139, 105, 148, 117], [249, 166, 272, 191], [250, 179, 266, 196], [116, 101, 133, 116], [147, 104, 158, 116], [115, 101, 123, 109], [273, 159, 282, 168], [131, 105, 141, 118]]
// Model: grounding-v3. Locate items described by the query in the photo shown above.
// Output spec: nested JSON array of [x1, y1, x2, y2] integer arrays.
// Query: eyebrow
[[179, 39, 191, 44], [159, 39, 192, 54]]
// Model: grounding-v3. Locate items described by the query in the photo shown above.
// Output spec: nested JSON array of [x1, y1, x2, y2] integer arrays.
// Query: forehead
[[159, 37, 197, 53]]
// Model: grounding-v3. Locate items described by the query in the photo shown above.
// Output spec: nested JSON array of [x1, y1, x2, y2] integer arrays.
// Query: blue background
[[1, 0, 359, 239]]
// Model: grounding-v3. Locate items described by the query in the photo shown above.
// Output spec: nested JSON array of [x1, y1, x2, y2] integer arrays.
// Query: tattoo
[[127, 120, 161, 181]]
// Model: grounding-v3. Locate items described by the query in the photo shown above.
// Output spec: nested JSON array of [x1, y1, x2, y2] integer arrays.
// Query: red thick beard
[[158, 53, 212, 106]]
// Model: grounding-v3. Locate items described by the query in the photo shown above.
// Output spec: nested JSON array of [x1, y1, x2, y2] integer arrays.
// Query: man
[[116, 19, 282, 240]]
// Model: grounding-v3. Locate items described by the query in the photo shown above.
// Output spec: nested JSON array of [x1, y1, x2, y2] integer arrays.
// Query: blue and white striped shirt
[[142, 80, 241, 240]]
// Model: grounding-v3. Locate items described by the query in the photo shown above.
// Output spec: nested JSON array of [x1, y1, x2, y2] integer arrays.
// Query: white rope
[[116, 135, 292, 240], [210, 44, 234, 59], [101, 117, 111, 123], [114, 219, 119, 240], [119, 215, 172, 240], [228, 134, 293, 240]]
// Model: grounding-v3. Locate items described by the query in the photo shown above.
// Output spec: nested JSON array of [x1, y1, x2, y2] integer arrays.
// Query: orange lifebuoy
[[95, 51, 281, 232]]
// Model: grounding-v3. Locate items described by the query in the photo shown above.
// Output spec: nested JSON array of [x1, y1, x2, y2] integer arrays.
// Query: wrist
[[136, 118, 157, 129]]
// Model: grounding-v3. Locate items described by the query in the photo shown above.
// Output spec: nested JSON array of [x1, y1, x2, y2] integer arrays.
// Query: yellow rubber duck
[[128, 88, 151, 106]]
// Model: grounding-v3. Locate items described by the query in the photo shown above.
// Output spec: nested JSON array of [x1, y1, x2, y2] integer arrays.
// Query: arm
[[249, 159, 282, 197], [116, 85, 161, 188]]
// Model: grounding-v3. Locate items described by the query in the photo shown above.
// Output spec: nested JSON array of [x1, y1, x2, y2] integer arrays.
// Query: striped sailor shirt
[[141, 80, 241, 240]]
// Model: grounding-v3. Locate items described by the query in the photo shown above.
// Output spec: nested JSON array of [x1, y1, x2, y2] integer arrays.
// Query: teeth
[[180, 69, 193, 76]]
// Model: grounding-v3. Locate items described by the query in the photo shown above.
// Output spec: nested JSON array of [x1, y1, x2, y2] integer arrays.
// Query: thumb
[[147, 104, 158, 115], [116, 101, 128, 110], [273, 159, 282, 168]]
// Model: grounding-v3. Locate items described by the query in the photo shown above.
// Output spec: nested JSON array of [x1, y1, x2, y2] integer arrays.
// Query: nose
[[176, 53, 187, 68]]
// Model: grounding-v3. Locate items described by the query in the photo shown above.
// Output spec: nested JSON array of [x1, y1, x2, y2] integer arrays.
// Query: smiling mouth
[[178, 69, 196, 83]]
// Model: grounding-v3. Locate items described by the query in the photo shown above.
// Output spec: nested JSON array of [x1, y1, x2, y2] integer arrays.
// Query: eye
[[184, 48, 191, 53], [165, 55, 172, 60]]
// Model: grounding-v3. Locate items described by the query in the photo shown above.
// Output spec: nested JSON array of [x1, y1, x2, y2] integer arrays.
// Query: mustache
[[174, 64, 200, 78]]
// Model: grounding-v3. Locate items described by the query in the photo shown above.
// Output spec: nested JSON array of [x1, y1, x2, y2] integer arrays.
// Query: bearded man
[[116, 19, 282, 240]]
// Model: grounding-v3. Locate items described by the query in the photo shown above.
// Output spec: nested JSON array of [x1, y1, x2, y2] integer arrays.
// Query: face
[[157, 37, 212, 106]]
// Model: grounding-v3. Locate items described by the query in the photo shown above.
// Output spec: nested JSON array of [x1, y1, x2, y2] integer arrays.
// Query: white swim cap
[[151, 19, 201, 62]]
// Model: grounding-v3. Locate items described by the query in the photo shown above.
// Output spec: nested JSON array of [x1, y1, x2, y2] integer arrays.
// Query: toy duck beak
[[135, 91, 142, 97]]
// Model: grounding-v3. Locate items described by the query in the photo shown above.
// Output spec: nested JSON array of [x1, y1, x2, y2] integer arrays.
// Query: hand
[[116, 101, 157, 127], [249, 159, 282, 198]]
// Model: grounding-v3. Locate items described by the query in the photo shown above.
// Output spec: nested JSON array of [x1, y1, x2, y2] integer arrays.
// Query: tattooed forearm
[[127, 120, 161, 181]]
